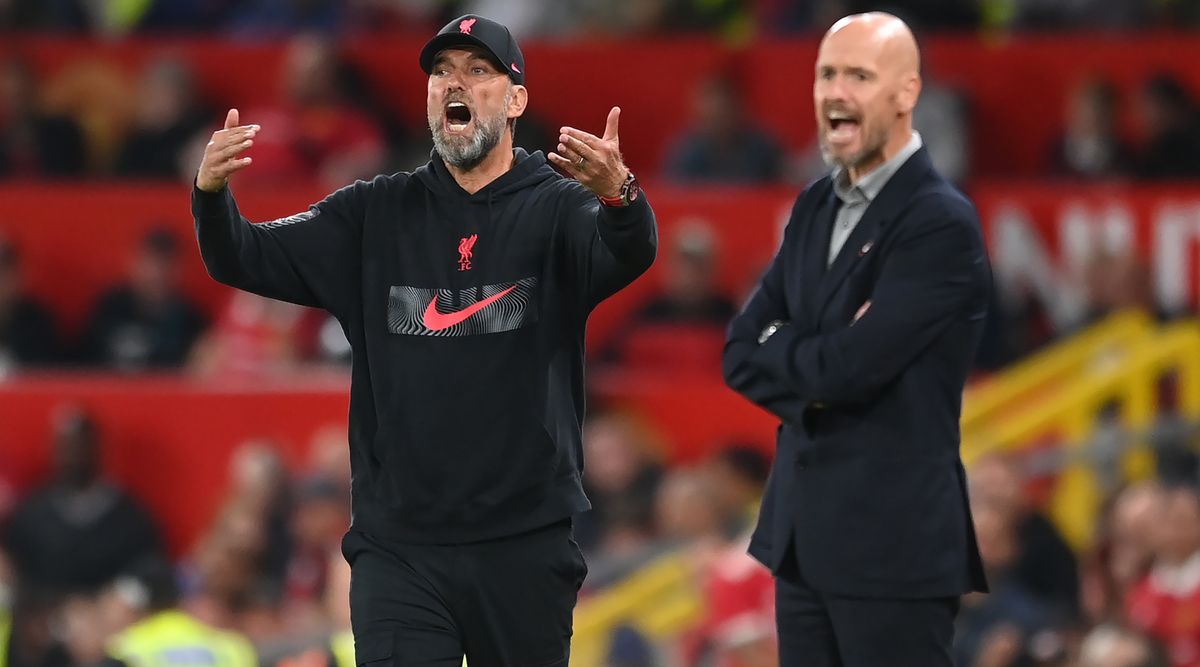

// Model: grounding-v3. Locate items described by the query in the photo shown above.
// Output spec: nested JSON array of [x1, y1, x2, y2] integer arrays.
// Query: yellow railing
[[572, 313, 1200, 665], [961, 310, 1153, 440], [572, 553, 701, 667], [962, 319, 1200, 549]]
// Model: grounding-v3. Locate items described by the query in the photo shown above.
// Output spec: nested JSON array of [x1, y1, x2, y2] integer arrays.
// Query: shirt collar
[[832, 131, 923, 205]]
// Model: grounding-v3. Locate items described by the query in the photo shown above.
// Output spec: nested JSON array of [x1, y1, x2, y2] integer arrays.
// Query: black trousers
[[341, 519, 587, 667], [775, 555, 959, 667]]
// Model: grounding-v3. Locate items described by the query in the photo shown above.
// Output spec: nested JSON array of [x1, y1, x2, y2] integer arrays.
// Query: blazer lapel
[[815, 147, 934, 321], [800, 185, 837, 325]]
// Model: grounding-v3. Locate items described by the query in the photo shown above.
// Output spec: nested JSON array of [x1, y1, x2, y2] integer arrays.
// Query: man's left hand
[[549, 106, 628, 198]]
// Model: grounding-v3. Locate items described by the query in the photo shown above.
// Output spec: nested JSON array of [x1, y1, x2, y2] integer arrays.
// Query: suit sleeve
[[560, 185, 658, 308], [191, 179, 369, 319], [722, 203, 810, 426], [747, 197, 989, 406]]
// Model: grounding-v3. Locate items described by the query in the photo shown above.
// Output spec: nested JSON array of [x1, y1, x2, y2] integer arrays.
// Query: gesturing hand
[[548, 106, 629, 199], [196, 108, 260, 193]]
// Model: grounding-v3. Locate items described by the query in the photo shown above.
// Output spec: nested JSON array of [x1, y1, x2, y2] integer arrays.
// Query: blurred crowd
[[2, 0, 1200, 37], [3, 38, 1200, 190], [0, 407, 357, 667], [0, 400, 777, 667], [10, 400, 1200, 667]]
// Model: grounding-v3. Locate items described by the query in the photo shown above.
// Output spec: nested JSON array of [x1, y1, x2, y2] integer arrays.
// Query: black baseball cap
[[419, 15, 525, 85]]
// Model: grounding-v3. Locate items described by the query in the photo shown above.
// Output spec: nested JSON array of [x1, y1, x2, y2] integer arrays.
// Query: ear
[[897, 73, 921, 115], [508, 84, 528, 121]]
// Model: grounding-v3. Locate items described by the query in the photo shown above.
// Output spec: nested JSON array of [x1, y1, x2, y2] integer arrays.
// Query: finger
[[224, 108, 239, 130], [558, 135, 596, 160], [547, 151, 583, 176], [602, 106, 620, 142], [560, 127, 603, 151], [214, 124, 260, 143], [215, 137, 255, 162], [212, 156, 253, 178]]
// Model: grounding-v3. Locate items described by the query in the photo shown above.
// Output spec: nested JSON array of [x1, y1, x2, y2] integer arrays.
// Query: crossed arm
[[723, 198, 988, 418]]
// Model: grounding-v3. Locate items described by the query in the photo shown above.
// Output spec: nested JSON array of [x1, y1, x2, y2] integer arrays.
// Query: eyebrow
[[432, 51, 496, 70], [817, 64, 876, 78]]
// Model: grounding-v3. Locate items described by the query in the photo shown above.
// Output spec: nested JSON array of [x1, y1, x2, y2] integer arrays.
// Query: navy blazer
[[723, 147, 990, 599]]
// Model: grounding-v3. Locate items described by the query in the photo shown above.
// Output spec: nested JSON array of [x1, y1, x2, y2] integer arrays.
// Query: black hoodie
[[192, 149, 657, 543]]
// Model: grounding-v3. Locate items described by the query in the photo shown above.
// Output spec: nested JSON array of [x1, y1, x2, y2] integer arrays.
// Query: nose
[[823, 75, 848, 104], [444, 69, 466, 91]]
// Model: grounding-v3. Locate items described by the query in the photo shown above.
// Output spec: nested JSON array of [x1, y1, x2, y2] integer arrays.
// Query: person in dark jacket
[[723, 12, 990, 667], [190, 14, 656, 667]]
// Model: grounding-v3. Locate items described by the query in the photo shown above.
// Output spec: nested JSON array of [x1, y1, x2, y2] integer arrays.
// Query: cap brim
[[419, 33, 505, 75]]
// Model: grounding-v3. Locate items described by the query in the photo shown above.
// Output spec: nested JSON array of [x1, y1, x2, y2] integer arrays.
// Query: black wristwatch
[[758, 320, 788, 345], [598, 171, 640, 207]]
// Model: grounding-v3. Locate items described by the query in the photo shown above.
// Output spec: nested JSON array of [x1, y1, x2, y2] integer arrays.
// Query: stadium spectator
[[970, 454, 1082, 622], [280, 476, 348, 630], [664, 75, 784, 184], [1048, 77, 1132, 179], [1126, 485, 1200, 667], [103, 556, 259, 667], [703, 444, 770, 536], [576, 411, 664, 556], [1077, 624, 1171, 667], [1082, 483, 1169, 626], [188, 291, 312, 378], [113, 57, 214, 180], [232, 35, 385, 190], [1134, 73, 1200, 180], [0, 235, 62, 372], [2, 407, 163, 596], [0, 58, 87, 178], [603, 222, 736, 367], [954, 502, 1055, 667], [80, 228, 208, 371]]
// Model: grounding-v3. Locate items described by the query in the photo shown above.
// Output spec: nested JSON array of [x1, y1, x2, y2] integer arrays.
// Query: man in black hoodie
[[191, 15, 657, 667]]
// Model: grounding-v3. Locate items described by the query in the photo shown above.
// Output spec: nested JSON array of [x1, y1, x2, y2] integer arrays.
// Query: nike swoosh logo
[[422, 285, 517, 331]]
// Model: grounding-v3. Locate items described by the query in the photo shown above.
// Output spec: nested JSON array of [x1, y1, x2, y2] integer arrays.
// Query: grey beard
[[819, 128, 888, 171], [430, 109, 507, 172]]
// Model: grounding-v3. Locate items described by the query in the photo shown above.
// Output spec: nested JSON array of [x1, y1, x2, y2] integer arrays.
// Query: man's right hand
[[196, 108, 259, 193]]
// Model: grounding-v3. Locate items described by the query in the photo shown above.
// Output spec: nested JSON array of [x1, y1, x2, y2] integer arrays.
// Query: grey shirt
[[829, 132, 924, 266]]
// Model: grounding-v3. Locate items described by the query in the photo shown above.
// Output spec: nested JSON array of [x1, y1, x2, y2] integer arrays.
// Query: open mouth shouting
[[825, 108, 861, 146], [445, 100, 473, 134]]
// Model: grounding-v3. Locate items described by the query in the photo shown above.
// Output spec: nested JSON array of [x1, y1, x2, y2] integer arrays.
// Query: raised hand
[[548, 106, 628, 198], [196, 108, 260, 193]]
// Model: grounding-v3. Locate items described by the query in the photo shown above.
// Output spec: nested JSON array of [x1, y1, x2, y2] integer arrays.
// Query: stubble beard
[[430, 90, 512, 172]]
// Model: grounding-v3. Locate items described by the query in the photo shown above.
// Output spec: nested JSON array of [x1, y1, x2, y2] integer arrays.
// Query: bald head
[[814, 13, 922, 180], [825, 13, 920, 80]]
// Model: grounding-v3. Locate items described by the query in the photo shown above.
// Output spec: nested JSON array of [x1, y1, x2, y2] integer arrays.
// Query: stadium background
[[3, 1, 1200, 666]]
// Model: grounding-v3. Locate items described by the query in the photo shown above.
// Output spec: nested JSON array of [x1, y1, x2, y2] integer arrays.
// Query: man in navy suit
[[723, 13, 991, 666]]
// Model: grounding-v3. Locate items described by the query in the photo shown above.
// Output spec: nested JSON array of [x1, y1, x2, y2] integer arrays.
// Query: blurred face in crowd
[[973, 502, 1019, 574], [968, 454, 1025, 518], [138, 59, 193, 130], [284, 36, 339, 107], [1153, 487, 1200, 565], [583, 414, 650, 493], [1109, 482, 1166, 586], [1079, 625, 1162, 667], [53, 411, 100, 489], [427, 47, 526, 171], [0, 59, 36, 119], [666, 246, 716, 307], [131, 239, 180, 307], [814, 13, 920, 179], [1069, 80, 1116, 137], [654, 469, 724, 541], [694, 78, 741, 139]]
